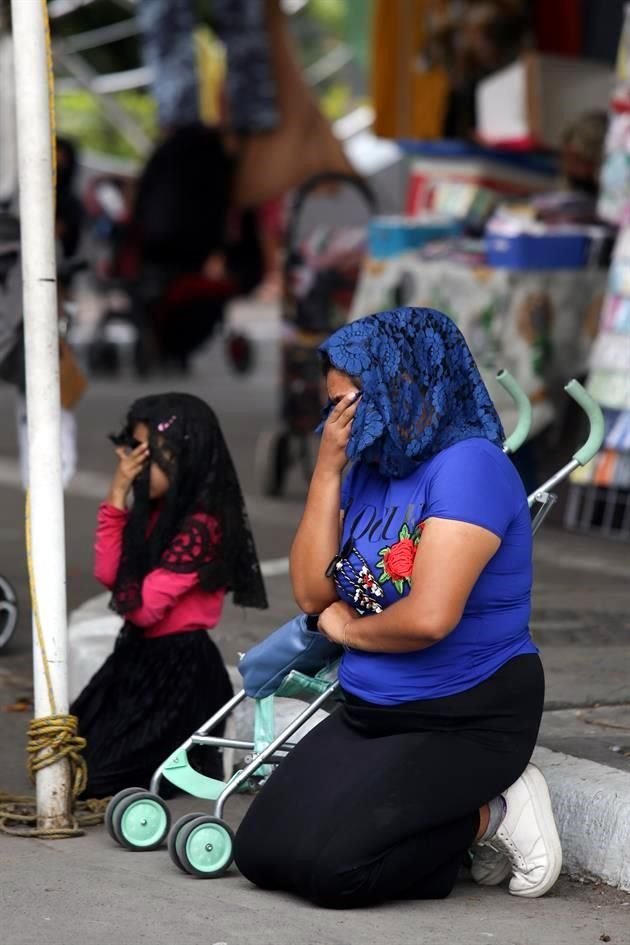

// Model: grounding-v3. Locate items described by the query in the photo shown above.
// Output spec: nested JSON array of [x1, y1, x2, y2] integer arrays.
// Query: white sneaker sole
[[509, 763, 563, 898], [470, 847, 512, 886]]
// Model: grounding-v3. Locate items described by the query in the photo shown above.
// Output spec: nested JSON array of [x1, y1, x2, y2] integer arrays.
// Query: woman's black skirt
[[70, 625, 234, 798]]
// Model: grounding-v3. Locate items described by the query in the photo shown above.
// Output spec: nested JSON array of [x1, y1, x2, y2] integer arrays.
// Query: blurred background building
[[0, 0, 629, 538]]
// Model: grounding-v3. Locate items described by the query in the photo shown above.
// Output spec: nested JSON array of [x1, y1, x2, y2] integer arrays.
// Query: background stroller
[[255, 172, 376, 497], [85, 196, 266, 379], [103, 371, 605, 878]]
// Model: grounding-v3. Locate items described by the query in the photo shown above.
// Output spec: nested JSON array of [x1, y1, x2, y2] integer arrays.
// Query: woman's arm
[[318, 518, 500, 652], [290, 390, 360, 614]]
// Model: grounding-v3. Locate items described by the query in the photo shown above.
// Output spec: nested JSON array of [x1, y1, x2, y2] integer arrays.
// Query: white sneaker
[[470, 842, 511, 886], [476, 763, 563, 898]]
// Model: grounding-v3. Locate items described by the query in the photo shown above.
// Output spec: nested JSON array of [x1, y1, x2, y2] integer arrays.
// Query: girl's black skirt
[[70, 624, 234, 798]]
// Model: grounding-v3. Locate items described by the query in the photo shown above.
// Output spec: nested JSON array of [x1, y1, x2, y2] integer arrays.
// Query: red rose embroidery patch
[[376, 522, 425, 594]]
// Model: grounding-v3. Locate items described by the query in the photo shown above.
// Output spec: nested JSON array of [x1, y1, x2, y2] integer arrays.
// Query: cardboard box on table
[[476, 53, 614, 150]]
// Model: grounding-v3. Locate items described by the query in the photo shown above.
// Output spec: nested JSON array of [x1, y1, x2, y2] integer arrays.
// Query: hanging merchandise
[[607, 409, 630, 452], [607, 224, 630, 293], [598, 108, 630, 225], [137, 0, 199, 129], [590, 331, 630, 374], [598, 5, 630, 223], [195, 26, 227, 127], [617, 1, 630, 81], [212, 0, 279, 133], [565, 5, 630, 537], [233, 0, 356, 209], [586, 368, 630, 412], [600, 293, 630, 331]]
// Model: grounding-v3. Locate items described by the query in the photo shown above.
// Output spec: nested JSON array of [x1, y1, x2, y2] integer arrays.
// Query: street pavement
[[1, 299, 630, 944]]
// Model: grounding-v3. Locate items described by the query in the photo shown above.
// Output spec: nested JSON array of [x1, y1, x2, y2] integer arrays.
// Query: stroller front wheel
[[174, 815, 234, 878], [110, 791, 171, 851], [104, 786, 146, 842]]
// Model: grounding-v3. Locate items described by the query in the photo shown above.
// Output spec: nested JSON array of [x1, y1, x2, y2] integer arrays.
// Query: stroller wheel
[[254, 430, 290, 497], [174, 815, 234, 878], [0, 576, 18, 650], [110, 791, 171, 851], [168, 812, 208, 873], [105, 787, 146, 842]]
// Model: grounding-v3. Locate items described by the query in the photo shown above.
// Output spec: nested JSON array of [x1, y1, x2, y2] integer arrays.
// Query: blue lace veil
[[319, 307, 504, 479]]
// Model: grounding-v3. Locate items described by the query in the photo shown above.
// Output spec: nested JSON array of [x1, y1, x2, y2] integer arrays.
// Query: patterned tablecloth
[[350, 254, 607, 438]]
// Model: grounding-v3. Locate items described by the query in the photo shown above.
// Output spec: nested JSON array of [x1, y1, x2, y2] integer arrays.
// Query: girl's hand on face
[[317, 391, 361, 476], [108, 442, 150, 508]]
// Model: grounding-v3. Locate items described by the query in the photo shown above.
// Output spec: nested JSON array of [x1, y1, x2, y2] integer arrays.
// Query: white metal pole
[[11, 0, 72, 830]]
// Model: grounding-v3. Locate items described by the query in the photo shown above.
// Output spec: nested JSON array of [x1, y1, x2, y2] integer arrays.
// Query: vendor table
[[350, 254, 607, 437]]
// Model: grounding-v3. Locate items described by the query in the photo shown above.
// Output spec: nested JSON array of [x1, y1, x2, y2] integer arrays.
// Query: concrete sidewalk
[[2, 808, 630, 945], [2, 302, 630, 941], [1, 521, 630, 920], [59, 591, 630, 899], [2, 556, 630, 919], [63, 525, 630, 900]]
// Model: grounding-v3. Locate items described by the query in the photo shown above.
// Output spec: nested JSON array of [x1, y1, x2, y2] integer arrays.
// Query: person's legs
[[472, 762, 563, 898], [235, 708, 486, 907], [235, 655, 544, 908], [73, 630, 233, 797], [160, 296, 224, 368]]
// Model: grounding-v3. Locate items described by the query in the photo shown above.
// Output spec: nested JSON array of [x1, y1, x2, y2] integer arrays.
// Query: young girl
[[71, 392, 267, 798]]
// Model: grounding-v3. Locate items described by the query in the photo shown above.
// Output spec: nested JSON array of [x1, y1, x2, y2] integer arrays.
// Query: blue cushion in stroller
[[238, 614, 342, 699]]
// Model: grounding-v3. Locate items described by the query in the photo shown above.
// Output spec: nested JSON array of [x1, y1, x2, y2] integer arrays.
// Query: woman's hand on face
[[317, 391, 361, 476], [107, 442, 149, 508], [318, 600, 358, 646]]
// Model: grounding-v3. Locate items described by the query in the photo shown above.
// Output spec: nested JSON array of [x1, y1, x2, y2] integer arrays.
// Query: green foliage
[[309, 0, 347, 35], [320, 81, 351, 120], [56, 89, 157, 159]]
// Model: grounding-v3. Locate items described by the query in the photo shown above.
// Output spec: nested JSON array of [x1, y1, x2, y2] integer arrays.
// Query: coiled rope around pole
[[0, 794, 108, 839], [0, 493, 104, 837]]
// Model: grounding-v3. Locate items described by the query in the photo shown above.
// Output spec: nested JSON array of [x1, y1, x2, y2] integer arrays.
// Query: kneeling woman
[[234, 307, 561, 908]]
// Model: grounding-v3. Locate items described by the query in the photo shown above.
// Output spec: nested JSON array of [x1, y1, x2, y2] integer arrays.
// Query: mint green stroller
[[103, 373, 605, 877]]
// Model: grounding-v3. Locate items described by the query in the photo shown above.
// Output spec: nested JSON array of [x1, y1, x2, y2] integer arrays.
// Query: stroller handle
[[291, 172, 377, 218], [285, 172, 377, 258], [497, 369, 532, 455], [564, 379, 605, 467]]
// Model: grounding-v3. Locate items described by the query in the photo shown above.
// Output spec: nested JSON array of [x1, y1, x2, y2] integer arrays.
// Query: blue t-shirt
[[335, 437, 536, 704]]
